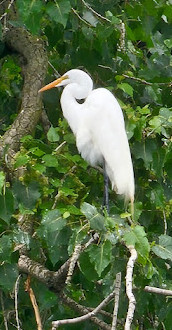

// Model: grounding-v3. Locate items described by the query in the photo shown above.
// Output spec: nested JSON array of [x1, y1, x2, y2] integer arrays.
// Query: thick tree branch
[[18, 255, 70, 293], [0, 27, 48, 157], [18, 255, 111, 330]]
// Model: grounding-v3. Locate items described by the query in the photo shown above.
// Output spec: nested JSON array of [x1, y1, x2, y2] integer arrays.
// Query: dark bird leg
[[103, 159, 109, 214]]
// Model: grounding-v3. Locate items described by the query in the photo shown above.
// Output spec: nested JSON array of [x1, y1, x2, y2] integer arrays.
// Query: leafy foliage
[[0, 0, 172, 329]]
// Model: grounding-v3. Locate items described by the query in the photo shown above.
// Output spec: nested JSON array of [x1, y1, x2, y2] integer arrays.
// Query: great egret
[[39, 69, 134, 209]]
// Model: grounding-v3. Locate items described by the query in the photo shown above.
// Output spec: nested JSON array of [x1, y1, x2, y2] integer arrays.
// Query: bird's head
[[39, 69, 93, 97]]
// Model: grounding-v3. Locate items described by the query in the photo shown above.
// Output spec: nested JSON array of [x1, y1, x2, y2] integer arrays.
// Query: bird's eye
[[76, 98, 85, 104]]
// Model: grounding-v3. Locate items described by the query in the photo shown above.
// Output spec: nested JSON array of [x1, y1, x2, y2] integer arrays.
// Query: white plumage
[[39, 69, 134, 203]]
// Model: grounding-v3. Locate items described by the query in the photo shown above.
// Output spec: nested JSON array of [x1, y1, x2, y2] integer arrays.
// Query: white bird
[[39, 69, 134, 209]]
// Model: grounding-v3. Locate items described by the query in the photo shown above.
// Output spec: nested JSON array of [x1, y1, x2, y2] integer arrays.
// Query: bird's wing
[[83, 88, 135, 201]]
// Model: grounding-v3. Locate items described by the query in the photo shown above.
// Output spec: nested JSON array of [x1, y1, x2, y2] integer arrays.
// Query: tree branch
[[125, 245, 137, 330], [111, 272, 121, 329], [14, 275, 22, 330], [144, 286, 172, 296], [56, 291, 113, 330], [18, 255, 70, 293], [0, 27, 48, 157]]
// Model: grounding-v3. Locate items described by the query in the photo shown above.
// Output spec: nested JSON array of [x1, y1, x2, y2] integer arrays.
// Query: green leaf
[[47, 126, 60, 142], [123, 225, 150, 263], [0, 264, 18, 291], [0, 236, 12, 263], [152, 235, 172, 261], [46, 0, 71, 28], [79, 251, 99, 281], [117, 83, 133, 97], [38, 210, 67, 265], [13, 181, 40, 209], [88, 240, 112, 277], [16, 0, 44, 34], [41, 209, 66, 232], [133, 139, 157, 169], [32, 163, 46, 174], [14, 154, 30, 168], [0, 171, 5, 195], [29, 147, 45, 157], [164, 39, 172, 48], [149, 116, 162, 134], [42, 154, 58, 167], [0, 189, 14, 224], [81, 202, 106, 231]]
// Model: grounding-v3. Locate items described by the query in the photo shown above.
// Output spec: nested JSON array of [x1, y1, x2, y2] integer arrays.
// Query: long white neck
[[60, 81, 93, 134]]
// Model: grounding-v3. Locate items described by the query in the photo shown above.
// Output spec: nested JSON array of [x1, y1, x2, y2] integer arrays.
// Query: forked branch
[[52, 291, 115, 329]]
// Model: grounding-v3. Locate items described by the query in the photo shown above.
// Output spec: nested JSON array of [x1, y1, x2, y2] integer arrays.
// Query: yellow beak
[[38, 75, 68, 93]]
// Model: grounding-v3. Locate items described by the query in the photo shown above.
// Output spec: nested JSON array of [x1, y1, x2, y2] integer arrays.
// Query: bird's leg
[[103, 159, 109, 214]]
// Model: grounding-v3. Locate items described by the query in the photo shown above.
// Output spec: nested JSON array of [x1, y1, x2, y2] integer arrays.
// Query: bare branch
[[125, 245, 137, 330], [66, 243, 82, 285], [14, 275, 22, 330], [48, 61, 60, 76], [52, 291, 115, 329], [25, 277, 42, 330], [118, 21, 126, 52], [54, 141, 67, 152], [111, 272, 121, 329], [72, 8, 92, 27], [0, 0, 15, 22], [163, 209, 167, 235], [0, 290, 9, 330], [144, 286, 172, 296], [122, 74, 172, 87], [66, 233, 99, 285], [81, 0, 111, 23]]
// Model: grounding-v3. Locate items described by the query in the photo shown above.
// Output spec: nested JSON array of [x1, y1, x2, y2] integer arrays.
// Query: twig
[[163, 209, 167, 235], [83, 232, 99, 249], [118, 20, 126, 52], [41, 109, 51, 135], [60, 292, 111, 330], [54, 141, 67, 152], [0, 290, 8, 330], [0, 0, 6, 5], [81, 0, 111, 23], [0, 0, 15, 22], [98, 64, 113, 71], [72, 8, 92, 27], [65, 243, 82, 285], [52, 191, 61, 210], [125, 245, 137, 330], [144, 286, 172, 296], [52, 290, 115, 329], [25, 277, 42, 330], [48, 61, 60, 77], [111, 272, 121, 329], [14, 275, 22, 330], [66, 233, 99, 285], [122, 74, 172, 86]]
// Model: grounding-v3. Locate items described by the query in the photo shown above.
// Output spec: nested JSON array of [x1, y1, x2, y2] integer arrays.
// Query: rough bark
[[18, 255, 71, 293], [0, 26, 48, 157]]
